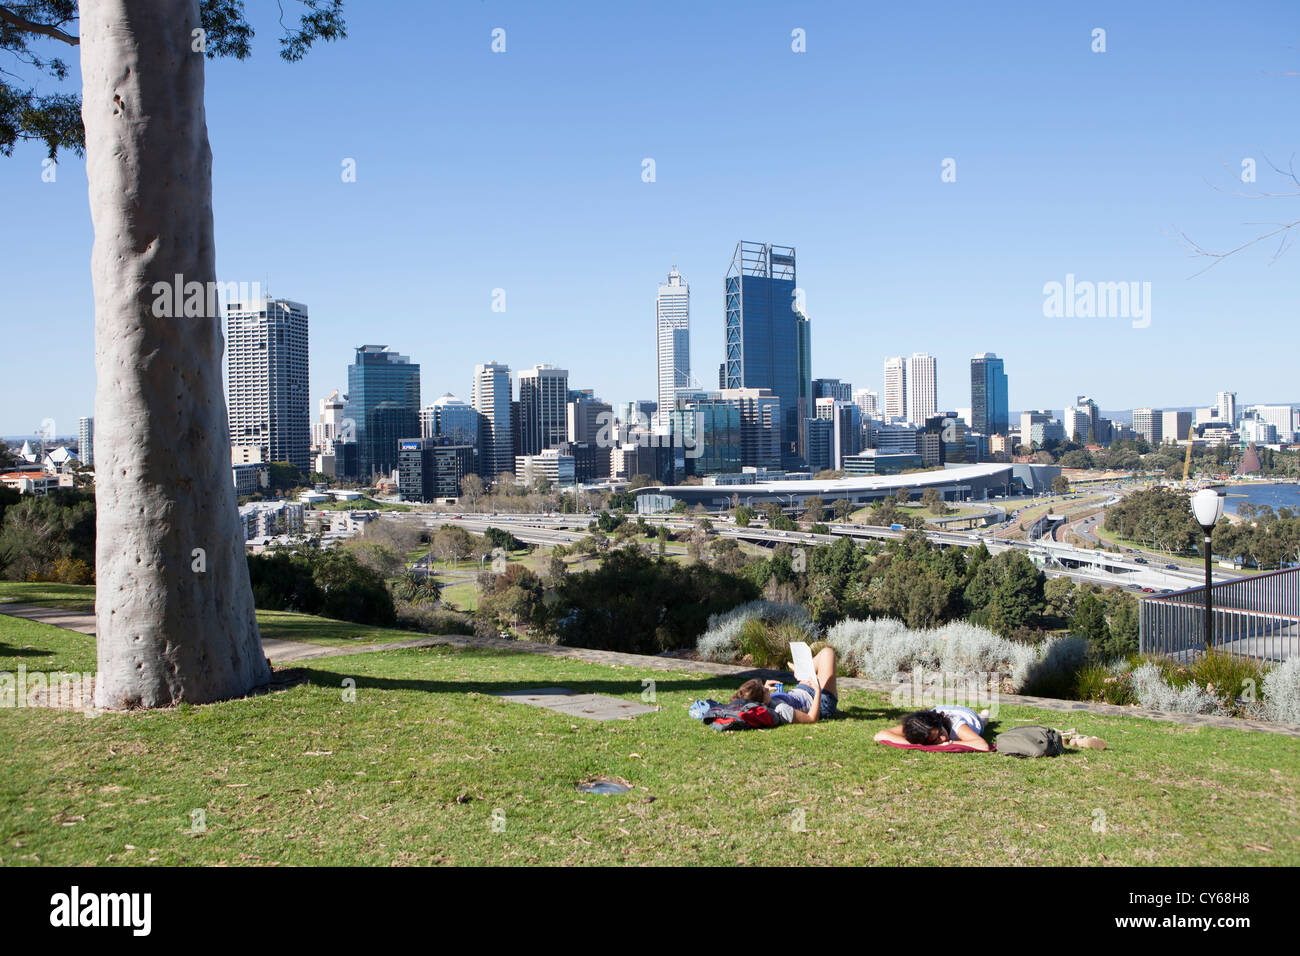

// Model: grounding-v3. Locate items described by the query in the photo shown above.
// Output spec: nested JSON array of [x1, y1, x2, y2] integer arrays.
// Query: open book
[[788, 641, 817, 684]]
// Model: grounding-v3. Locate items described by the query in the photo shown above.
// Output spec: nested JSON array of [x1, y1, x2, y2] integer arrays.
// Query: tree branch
[[0, 6, 79, 45]]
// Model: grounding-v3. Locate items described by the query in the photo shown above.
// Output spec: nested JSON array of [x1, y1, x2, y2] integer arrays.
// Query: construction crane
[[1182, 424, 1196, 481]]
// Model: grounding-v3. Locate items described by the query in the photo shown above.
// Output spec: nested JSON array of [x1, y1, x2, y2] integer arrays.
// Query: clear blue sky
[[3, 0, 1298, 437]]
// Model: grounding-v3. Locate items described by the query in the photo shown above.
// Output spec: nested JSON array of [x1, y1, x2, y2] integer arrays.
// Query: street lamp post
[[1190, 488, 1225, 655]]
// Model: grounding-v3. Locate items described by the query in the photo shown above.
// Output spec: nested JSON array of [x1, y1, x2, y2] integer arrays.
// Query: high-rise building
[[471, 362, 514, 481], [398, 438, 476, 502], [812, 378, 852, 402], [226, 297, 310, 472], [906, 353, 937, 425], [78, 416, 93, 469], [656, 267, 690, 423], [852, 389, 880, 420], [815, 398, 863, 471], [1162, 410, 1192, 445], [717, 388, 782, 471], [1216, 391, 1238, 428], [1246, 404, 1297, 443], [724, 241, 804, 465], [1132, 408, 1163, 445], [1021, 410, 1066, 448], [970, 353, 1009, 436], [1063, 396, 1102, 444], [344, 345, 420, 480], [883, 357, 907, 422], [517, 364, 569, 455]]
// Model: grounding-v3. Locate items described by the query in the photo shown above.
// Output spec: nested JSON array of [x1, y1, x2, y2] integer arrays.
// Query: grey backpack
[[996, 725, 1063, 758]]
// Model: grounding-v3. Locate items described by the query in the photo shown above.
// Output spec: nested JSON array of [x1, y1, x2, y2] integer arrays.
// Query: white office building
[[518, 364, 569, 455], [471, 362, 514, 480], [883, 357, 906, 422], [655, 267, 690, 423], [1216, 391, 1238, 428], [906, 353, 937, 425], [226, 297, 310, 472], [78, 416, 93, 469]]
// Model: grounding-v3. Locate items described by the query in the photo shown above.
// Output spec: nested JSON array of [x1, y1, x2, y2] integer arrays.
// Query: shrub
[[1189, 651, 1267, 705], [1262, 656, 1300, 725], [1074, 663, 1136, 706], [395, 601, 475, 636], [696, 601, 818, 662], [1130, 664, 1226, 715], [820, 617, 1086, 695]]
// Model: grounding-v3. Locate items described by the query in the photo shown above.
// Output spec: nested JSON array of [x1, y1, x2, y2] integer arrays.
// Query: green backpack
[[996, 725, 1064, 758]]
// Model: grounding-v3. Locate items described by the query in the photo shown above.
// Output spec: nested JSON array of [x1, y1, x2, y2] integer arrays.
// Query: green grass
[[0, 582, 95, 613], [313, 498, 410, 512], [1, 609, 1296, 865]]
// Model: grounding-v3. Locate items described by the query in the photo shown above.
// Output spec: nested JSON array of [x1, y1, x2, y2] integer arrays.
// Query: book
[[789, 641, 816, 684]]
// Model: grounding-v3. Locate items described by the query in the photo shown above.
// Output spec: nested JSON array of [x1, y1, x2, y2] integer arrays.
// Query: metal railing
[[1139, 566, 1300, 662]]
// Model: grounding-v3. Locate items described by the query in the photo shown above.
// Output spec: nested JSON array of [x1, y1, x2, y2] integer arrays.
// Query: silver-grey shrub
[[1262, 656, 1300, 725], [1130, 664, 1226, 716], [696, 601, 818, 662], [819, 617, 1085, 694]]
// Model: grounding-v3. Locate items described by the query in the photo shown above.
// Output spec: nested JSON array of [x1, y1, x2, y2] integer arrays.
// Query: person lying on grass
[[732, 645, 839, 725], [873, 705, 991, 751]]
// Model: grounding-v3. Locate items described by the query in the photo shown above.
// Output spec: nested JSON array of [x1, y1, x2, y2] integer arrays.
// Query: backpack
[[996, 725, 1064, 757], [695, 699, 777, 731]]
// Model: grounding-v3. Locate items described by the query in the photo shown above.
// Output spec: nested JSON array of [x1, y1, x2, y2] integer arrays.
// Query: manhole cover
[[577, 778, 630, 795]]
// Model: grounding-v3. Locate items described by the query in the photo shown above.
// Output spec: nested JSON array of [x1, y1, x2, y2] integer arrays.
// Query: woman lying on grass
[[731, 646, 839, 725], [873, 704, 991, 751]]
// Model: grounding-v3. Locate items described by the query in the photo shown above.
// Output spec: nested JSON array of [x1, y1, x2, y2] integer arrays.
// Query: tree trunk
[[81, 0, 270, 708]]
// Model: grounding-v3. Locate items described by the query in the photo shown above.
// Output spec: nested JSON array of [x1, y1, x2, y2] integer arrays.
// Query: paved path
[[3, 602, 1297, 737]]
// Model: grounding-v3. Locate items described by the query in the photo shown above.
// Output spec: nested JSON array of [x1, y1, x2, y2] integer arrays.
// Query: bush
[[395, 601, 475, 636], [696, 601, 819, 662], [1074, 663, 1137, 706], [1130, 664, 1226, 715], [1262, 656, 1300, 724], [1188, 651, 1268, 705], [820, 617, 1086, 695]]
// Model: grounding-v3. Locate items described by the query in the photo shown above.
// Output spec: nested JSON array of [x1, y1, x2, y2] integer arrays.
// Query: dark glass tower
[[970, 353, 1009, 436], [345, 345, 421, 480], [724, 241, 805, 466]]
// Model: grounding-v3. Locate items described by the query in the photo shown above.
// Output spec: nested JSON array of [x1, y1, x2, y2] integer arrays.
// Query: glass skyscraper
[[344, 345, 421, 479], [724, 241, 805, 466], [970, 352, 1009, 436]]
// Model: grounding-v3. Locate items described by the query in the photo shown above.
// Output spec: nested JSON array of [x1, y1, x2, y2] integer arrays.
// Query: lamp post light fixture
[[1190, 488, 1225, 655]]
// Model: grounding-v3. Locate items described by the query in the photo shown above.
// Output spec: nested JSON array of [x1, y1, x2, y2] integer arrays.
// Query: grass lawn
[[1, 609, 1296, 866], [0, 582, 95, 614]]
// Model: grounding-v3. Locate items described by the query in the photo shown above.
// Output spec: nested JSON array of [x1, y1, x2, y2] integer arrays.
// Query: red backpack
[[700, 699, 777, 731]]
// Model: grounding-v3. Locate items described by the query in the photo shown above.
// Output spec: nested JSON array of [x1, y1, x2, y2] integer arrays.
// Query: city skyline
[[4, 1, 1299, 435]]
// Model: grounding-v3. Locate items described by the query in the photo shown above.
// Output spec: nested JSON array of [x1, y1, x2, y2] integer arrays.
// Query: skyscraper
[[344, 345, 421, 479], [1133, 408, 1163, 445], [517, 364, 569, 455], [471, 362, 514, 480], [883, 357, 906, 422], [724, 241, 804, 464], [852, 388, 880, 420], [226, 297, 310, 472], [906, 353, 937, 425], [78, 416, 93, 469], [1216, 391, 1238, 428], [970, 352, 1009, 436], [656, 268, 690, 422]]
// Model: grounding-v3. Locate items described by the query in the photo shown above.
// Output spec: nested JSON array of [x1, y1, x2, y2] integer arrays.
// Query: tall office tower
[[1133, 408, 1163, 445], [343, 345, 420, 479], [1162, 410, 1192, 445], [813, 378, 853, 402], [814, 398, 862, 470], [471, 362, 514, 480], [313, 390, 346, 447], [655, 267, 691, 423], [970, 353, 1009, 436], [853, 388, 880, 420], [717, 387, 782, 470], [421, 393, 482, 447], [226, 297, 310, 472], [1216, 391, 1238, 428], [905, 353, 937, 425], [567, 394, 612, 446], [883, 357, 906, 421], [1247, 404, 1297, 442], [719, 363, 726, 389], [518, 364, 569, 455], [78, 416, 93, 469], [1063, 395, 1101, 443], [724, 241, 804, 464]]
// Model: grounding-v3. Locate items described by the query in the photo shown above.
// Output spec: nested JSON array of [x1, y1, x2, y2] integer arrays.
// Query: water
[[1222, 482, 1300, 515]]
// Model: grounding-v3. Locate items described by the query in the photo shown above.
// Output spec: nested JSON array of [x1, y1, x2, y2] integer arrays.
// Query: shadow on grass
[[0, 642, 54, 658], [277, 665, 897, 721]]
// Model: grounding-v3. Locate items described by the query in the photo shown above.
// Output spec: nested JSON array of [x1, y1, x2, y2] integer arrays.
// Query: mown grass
[[0, 582, 95, 613], [0, 610, 1296, 866]]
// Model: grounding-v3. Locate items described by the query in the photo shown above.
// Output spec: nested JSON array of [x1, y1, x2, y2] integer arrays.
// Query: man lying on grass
[[873, 705, 991, 751], [732, 645, 839, 725]]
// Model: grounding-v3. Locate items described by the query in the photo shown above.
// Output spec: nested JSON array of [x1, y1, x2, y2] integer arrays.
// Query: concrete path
[[3, 602, 1297, 737]]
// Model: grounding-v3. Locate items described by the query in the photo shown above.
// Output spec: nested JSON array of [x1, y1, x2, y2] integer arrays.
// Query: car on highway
[[1134, 557, 1148, 564], [1164, 564, 1179, 570]]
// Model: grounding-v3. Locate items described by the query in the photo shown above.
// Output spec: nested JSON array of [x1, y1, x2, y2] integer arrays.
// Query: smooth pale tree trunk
[[81, 0, 270, 707]]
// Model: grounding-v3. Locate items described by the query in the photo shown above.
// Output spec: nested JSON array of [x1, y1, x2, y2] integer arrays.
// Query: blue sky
[[3, 0, 1298, 436]]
